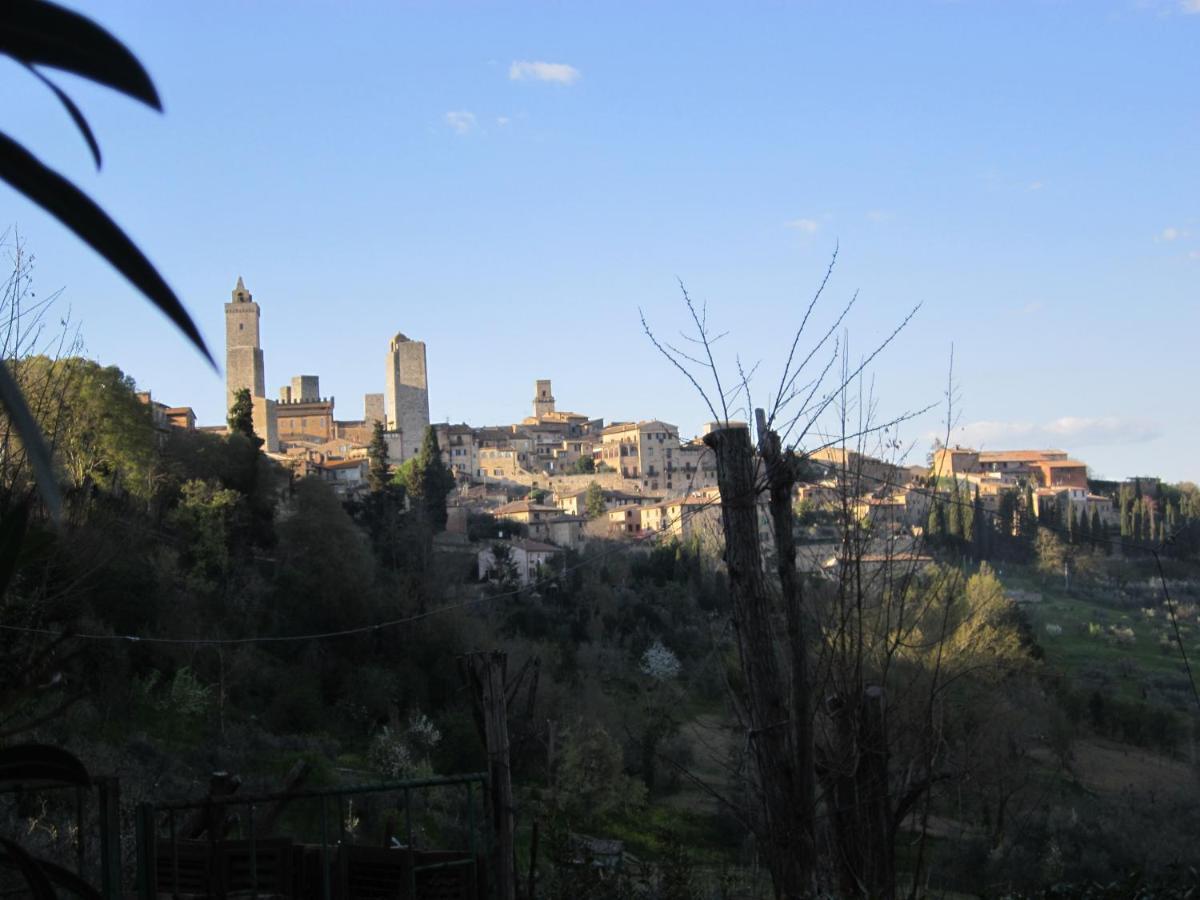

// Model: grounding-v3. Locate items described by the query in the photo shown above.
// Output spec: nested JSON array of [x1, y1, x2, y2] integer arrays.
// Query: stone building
[[595, 421, 680, 491], [225, 277, 265, 413], [384, 333, 430, 461], [276, 374, 334, 443], [434, 423, 477, 480]]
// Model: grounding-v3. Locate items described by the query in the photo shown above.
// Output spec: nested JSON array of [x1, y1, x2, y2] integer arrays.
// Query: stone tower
[[533, 379, 555, 419], [225, 276, 265, 414], [384, 333, 429, 460]]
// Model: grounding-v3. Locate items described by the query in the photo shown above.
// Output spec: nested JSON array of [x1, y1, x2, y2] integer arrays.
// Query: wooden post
[[258, 760, 312, 835], [461, 651, 516, 900], [181, 771, 241, 840]]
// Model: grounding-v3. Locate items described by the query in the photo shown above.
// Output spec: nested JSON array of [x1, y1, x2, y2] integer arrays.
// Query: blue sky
[[2, 0, 1197, 481]]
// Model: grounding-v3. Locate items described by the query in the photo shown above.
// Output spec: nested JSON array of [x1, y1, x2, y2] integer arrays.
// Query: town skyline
[[1, 1, 1196, 482]]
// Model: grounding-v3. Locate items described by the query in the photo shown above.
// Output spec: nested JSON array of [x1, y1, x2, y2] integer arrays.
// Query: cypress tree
[[227, 387, 262, 449], [1090, 508, 1102, 550], [1077, 503, 1090, 548], [367, 420, 391, 493], [927, 497, 946, 542], [972, 487, 986, 560], [947, 481, 964, 542], [405, 426, 456, 532], [1119, 488, 1132, 537]]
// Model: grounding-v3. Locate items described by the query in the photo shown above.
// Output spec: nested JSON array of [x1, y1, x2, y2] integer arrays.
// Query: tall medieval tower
[[384, 333, 430, 460], [533, 379, 555, 418], [225, 276, 265, 413]]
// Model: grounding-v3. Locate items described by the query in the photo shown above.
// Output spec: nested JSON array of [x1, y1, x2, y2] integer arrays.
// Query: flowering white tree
[[640, 639, 682, 681], [368, 711, 443, 778]]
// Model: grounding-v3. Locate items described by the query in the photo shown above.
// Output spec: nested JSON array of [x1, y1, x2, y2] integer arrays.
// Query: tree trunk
[[756, 410, 817, 881], [702, 424, 812, 898], [822, 686, 894, 899]]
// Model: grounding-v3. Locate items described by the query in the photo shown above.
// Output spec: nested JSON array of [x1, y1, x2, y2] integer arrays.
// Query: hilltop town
[[131, 277, 1186, 584]]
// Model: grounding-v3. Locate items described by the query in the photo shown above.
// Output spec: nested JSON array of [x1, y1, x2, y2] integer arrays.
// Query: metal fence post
[[97, 778, 122, 900], [134, 802, 156, 900]]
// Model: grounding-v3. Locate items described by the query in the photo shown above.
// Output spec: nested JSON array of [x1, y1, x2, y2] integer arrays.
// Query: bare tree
[[642, 254, 955, 898]]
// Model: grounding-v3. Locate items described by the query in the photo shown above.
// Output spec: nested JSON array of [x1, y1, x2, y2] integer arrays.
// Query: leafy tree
[[572, 455, 595, 474], [403, 426, 455, 532], [1036, 527, 1068, 583], [0, 1, 213, 518], [169, 478, 244, 587], [584, 481, 606, 519], [12, 356, 160, 503], [556, 721, 646, 824], [274, 477, 375, 635], [367, 420, 390, 493], [484, 541, 520, 590], [227, 387, 261, 448]]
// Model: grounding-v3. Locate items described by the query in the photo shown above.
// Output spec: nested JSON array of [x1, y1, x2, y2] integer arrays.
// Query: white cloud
[[444, 110, 476, 135], [865, 209, 893, 223], [1027, 180, 1045, 191], [1160, 226, 1181, 241], [945, 416, 1162, 450], [784, 218, 819, 234], [496, 116, 511, 127], [1189, 249, 1200, 260], [1182, 0, 1200, 13], [509, 61, 581, 85]]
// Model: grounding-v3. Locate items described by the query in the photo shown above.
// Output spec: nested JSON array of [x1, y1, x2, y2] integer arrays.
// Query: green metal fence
[[0, 775, 122, 900], [135, 772, 489, 900]]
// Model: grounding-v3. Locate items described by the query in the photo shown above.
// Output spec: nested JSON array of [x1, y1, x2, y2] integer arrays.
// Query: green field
[[999, 566, 1198, 707]]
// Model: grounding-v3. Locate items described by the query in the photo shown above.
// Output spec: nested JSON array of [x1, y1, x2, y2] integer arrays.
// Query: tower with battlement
[[384, 333, 429, 460], [225, 276, 265, 414], [533, 379, 555, 419]]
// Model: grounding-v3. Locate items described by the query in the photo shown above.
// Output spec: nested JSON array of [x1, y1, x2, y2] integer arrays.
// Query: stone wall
[[252, 396, 279, 452]]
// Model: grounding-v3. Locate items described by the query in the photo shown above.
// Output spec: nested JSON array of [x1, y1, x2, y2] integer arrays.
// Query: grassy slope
[[999, 565, 1197, 706]]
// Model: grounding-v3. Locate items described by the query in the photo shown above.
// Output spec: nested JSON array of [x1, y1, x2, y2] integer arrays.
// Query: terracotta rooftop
[[977, 449, 1067, 461], [600, 420, 677, 435], [508, 538, 562, 553], [320, 459, 364, 470], [494, 500, 560, 515]]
